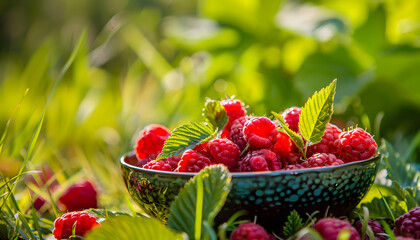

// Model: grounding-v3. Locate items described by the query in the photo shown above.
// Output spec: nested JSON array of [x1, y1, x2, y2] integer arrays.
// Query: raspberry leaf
[[156, 122, 217, 160], [203, 98, 228, 131], [299, 79, 336, 145], [85, 215, 184, 240], [272, 111, 305, 152], [168, 165, 232, 240], [283, 210, 304, 238]]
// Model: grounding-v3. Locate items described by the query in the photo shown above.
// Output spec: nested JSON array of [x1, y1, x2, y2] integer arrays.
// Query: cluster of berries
[[230, 206, 420, 240], [132, 99, 378, 173]]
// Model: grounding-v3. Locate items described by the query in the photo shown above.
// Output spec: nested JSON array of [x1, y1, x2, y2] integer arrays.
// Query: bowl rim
[[120, 152, 381, 178]]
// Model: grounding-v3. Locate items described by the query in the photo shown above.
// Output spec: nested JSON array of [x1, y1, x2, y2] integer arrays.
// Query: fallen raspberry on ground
[[355, 219, 387, 240], [393, 206, 420, 239], [301, 153, 344, 168], [58, 180, 98, 212], [336, 128, 377, 162], [53, 211, 100, 240], [230, 222, 269, 240], [207, 138, 241, 171], [243, 117, 278, 149], [313, 218, 360, 240], [239, 149, 281, 172], [176, 149, 212, 172], [134, 124, 171, 160], [281, 107, 301, 133]]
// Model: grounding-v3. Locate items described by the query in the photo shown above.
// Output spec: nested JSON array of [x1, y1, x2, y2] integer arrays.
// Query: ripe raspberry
[[229, 116, 250, 151], [230, 222, 269, 240], [281, 107, 301, 132], [393, 207, 420, 239], [134, 124, 171, 160], [176, 149, 212, 172], [143, 160, 173, 171], [355, 219, 386, 240], [271, 131, 292, 157], [53, 211, 100, 240], [243, 117, 278, 149], [26, 167, 58, 212], [336, 128, 377, 162], [301, 153, 344, 168], [239, 149, 281, 172], [396, 237, 415, 240], [165, 155, 181, 170], [207, 138, 241, 171], [193, 141, 211, 158], [220, 99, 247, 138], [307, 123, 342, 157], [313, 218, 361, 240], [282, 164, 305, 170], [58, 181, 98, 212]]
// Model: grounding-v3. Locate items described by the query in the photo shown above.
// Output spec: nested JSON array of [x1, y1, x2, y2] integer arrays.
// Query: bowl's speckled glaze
[[121, 152, 380, 228]]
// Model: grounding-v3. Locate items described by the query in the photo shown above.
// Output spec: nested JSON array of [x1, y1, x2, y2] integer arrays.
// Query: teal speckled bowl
[[121, 152, 380, 228]]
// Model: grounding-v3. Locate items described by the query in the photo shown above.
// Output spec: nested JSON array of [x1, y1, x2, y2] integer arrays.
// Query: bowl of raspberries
[[120, 81, 380, 228]]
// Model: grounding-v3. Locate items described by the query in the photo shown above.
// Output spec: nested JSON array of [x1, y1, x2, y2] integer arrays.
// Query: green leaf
[[283, 210, 304, 238], [157, 122, 217, 160], [271, 111, 304, 151], [299, 79, 336, 145], [168, 165, 232, 240], [360, 196, 406, 220], [86, 215, 184, 240], [203, 99, 229, 131]]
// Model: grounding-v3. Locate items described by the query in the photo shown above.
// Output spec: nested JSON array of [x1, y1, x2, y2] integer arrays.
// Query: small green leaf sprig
[[272, 79, 336, 160]]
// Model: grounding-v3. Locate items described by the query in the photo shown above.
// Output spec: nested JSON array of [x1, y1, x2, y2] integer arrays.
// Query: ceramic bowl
[[121, 152, 380, 228]]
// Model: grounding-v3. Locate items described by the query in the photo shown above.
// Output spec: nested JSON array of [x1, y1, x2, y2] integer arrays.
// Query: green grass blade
[[30, 196, 44, 240], [17, 213, 37, 239], [0, 88, 29, 155]]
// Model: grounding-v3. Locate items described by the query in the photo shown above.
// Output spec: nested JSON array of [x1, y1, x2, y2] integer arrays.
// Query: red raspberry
[[193, 141, 211, 158], [229, 116, 250, 151], [134, 124, 171, 160], [355, 220, 386, 240], [26, 167, 59, 212], [336, 128, 377, 162], [282, 164, 305, 170], [53, 211, 100, 240], [313, 218, 361, 240], [393, 207, 420, 239], [271, 131, 292, 157], [243, 117, 278, 149], [281, 107, 301, 132], [176, 149, 212, 172], [207, 138, 241, 171], [58, 181, 98, 212], [143, 160, 173, 171], [307, 123, 342, 157], [397, 237, 415, 240], [301, 153, 344, 168], [165, 155, 181, 170], [239, 149, 281, 172], [230, 222, 269, 240], [220, 99, 247, 137]]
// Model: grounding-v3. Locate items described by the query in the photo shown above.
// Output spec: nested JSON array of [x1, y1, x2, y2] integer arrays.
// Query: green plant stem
[[195, 176, 204, 240]]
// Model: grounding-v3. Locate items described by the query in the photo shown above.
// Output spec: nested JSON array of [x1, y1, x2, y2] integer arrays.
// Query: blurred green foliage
[[1, 0, 420, 213]]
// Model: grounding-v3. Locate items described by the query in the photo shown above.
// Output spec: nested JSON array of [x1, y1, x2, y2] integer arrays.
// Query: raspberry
[[281, 107, 301, 132], [243, 117, 278, 149], [193, 141, 211, 158], [58, 181, 98, 212], [336, 128, 377, 162], [220, 99, 247, 138], [393, 207, 420, 239], [396, 237, 415, 240], [230, 222, 269, 240], [229, 116, 250, 151], [301, 153, 344, 168], [165, 155, 181, 170], [239, 149, 281, 172], [313, 218, 361, 240], [53, 211, 100, 240], [26, 167, 58, 212], [134, 124, 171, 160], [282, 164, 305, 170], [355, 219, 386, 240], [176, 149, 212, 172], [143, 160, 173, 171], [271, 131, 292, 157], [307, 123, 342, 157], [207, 138, 241, 171]]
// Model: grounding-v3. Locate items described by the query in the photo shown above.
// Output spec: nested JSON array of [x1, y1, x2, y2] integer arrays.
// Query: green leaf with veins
[[272, 111, 304, 152], [299, 79, 336, 145], [156, 122, 217, 160], [203, 98, 228, 131]]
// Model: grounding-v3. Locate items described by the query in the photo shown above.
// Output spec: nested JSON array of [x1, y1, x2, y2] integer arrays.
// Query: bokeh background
[[1, 0, 420, 211]]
